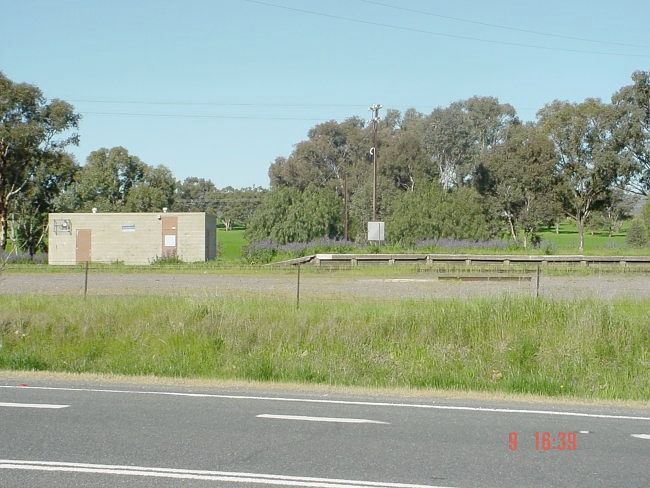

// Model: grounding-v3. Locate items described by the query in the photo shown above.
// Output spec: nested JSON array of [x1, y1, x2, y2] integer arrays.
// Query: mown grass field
[[1, 295, 648, 401], [538, 221, 629, 253], [214, 221, 648, 264], [217, 228, 247, 262]]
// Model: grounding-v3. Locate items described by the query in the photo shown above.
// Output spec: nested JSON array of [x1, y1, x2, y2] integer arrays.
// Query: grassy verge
[[0, 296, 647, 400]]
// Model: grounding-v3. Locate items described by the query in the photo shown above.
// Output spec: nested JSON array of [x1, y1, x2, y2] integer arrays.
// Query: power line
[[241, 0, 650, 58], [70, 99, 368, 109], [79, 111, 330, 121], [356, 0, 650, 50], [65, 97, 539, 113]]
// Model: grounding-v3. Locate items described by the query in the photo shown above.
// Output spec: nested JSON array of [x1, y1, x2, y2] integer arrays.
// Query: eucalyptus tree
[[611, 70, 650, 195], [71, 147, 176, 213], [423, 105, 475, 190], [268, 117, 367, 191], [538, 99, 622, 252], [12, 152, 78, 255], [480, 122, 558, 247], [0, 72, 80, 249]]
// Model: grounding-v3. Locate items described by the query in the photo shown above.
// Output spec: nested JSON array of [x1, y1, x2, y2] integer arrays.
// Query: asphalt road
[[0, 378, 648, 487]]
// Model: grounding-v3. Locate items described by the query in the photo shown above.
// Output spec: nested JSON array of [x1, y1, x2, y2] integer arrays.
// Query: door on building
[[76, 229, 91, 264], [161, 216, 178, 258]]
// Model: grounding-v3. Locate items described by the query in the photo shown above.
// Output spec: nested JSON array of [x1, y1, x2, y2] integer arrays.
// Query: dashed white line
[[0, 402, 69, 409], [257, 414, 389, 424], [630, 434, 650, 440], [2, 385, 649, 421], [0, 460, 455, 488]]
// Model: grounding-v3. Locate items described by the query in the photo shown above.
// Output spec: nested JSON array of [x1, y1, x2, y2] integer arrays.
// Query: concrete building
[[48, 212, 216, 265]]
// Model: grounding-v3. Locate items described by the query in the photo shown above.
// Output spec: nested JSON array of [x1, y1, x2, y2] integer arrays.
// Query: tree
[[213, 186, 265, 230], [125, 165, 176, 212], [642, 197, 650, 227], [586, 188, 635, 237], [174, 178, 265, 229], [268, 117, 367, 192], [611, 70, 650, 195], [12, 152, 78, 256], [422, 97, 516, 190], [480, 123, 559, 247], [386, 183, 499, 245], [71, 147, 175, 212], [538, 99, 622, 253], [456, 96, 517, 153], [0, 72, 80, 249], [423, 105, 475, 190], [380, 130, 432, 192], [75, 147, 145, 211], [625, 218, 648, 247], [174, 177, 218, 212], [246, 186, 342, 244]]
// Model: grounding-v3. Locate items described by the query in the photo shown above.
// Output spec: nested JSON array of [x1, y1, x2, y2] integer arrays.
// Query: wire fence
[[2, 261, 650, 303]]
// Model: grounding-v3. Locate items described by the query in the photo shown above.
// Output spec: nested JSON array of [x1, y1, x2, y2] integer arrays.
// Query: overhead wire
[[79, 111, 330, 121], [356, 0, 650, 50], [70, 99, 369, 109], [241, 0, 650, 58]]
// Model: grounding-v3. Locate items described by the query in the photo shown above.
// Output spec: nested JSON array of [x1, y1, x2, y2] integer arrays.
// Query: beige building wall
[[48, 212, 216, 265]]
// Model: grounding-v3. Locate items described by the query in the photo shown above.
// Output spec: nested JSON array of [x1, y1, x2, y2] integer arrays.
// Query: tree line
[[248, 70, 650, 252], [0, 71, 265, 256], [1, 70, 649, 257]]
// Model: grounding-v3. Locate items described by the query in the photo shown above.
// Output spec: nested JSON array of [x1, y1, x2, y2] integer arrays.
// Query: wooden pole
[[84, 261, 89, 299], [296, 263, 301, 309]]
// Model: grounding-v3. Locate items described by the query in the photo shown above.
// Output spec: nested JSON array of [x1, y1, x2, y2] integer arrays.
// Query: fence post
[[535, 263, 540, 298], [84, 261, 89, 299], [296, 263, 301, 309]]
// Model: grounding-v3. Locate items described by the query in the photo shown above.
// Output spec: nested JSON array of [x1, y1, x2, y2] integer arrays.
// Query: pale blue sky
[[2, 0, 649, 188]]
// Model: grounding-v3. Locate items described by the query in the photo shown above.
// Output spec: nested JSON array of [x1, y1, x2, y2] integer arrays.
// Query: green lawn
[[217, 229, 246, 262], [539, 221, 641, 255]]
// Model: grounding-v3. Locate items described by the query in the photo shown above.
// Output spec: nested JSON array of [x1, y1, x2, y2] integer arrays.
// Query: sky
[[2, 0, 649, 188]]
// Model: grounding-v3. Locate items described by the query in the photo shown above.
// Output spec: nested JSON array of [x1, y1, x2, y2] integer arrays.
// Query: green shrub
[[625, 219, 648, 247], [642, 198, 650, 227], [386, 184, 500, 245], [150, 252, 185, 265]]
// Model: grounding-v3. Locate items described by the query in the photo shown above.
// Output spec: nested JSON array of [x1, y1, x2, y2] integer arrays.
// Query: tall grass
[[0, 296, 648, 400]]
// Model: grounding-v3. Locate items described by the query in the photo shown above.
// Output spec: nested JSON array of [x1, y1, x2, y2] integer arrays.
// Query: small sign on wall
[[164, 235, 176, 247]]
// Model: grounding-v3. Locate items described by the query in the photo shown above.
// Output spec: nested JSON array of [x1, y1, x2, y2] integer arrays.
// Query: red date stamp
[[509, 432, 577, 451]]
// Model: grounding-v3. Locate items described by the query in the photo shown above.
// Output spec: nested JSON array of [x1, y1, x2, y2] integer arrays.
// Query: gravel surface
[[2, 272, 650, 300]]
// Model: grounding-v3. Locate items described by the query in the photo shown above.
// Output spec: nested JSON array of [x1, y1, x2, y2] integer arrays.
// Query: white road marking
[[631, 434, 650, 440], [2, 385, 649, 421], [578, 430, 590, 434], [0, 402, 69, 409], [0, 460, 455, 488], [257, 414, 389, 424]]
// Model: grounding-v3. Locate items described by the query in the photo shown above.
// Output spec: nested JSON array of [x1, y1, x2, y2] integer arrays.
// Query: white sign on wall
[[367, 221, 385, 242], [164, 235, 177, 247]]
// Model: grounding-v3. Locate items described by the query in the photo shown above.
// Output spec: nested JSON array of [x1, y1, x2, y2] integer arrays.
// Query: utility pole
[[369, 103, 382, 221], [343, 172, 348, 241]]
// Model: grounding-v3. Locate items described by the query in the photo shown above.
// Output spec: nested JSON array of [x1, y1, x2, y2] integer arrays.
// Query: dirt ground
[[1, 271, 650, 300]]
